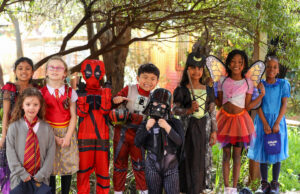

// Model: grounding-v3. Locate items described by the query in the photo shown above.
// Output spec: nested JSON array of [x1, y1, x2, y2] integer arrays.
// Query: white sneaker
[[139, 190, 148, 194], [224, 187, 232, 194], [114, 191, 123, 194], [231, 188, 238, 194]]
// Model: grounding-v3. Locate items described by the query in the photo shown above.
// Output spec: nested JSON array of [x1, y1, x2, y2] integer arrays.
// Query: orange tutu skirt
[[217, 108, 255, 146]]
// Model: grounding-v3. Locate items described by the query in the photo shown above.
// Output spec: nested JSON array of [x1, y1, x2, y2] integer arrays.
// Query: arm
[[245, 82, 265, 111], [158, 119, 182, 146], [272, 97, 288, 133], [77, 96, 89, 117], [62, 101, 77, 147], [135, 121, 151, 148], [34, 125, 56, 182], [6, 124, 31, 181], [208, 102, 217, 146], [112, 86, 128, 107], [215, 91, 223, 108], [100, 88, 112, 114], [257, 107, 271, 134], [0, 99, 10, 148]]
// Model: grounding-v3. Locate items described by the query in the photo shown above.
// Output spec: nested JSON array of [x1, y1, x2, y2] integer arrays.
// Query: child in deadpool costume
[[76, 59, 112, 194]]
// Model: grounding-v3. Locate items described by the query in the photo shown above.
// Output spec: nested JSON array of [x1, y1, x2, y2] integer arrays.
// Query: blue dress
[[247, 79, 290, 164]]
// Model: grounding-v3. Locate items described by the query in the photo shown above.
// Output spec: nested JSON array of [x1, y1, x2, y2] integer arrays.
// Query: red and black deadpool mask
[[81, 59, 105, 89]]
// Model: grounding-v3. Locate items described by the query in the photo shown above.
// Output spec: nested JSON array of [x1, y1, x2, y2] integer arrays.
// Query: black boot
[[255, 180, 270, 194], [270, 180, 279, 194]]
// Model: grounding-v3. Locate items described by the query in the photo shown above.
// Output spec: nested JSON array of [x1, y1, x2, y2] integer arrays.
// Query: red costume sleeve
[[77, 96, 89, 117], [100, 88, 112, 115]]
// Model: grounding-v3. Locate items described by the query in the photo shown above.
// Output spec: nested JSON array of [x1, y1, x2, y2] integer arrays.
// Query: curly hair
[[9, 87, 45, 124], [225, 49, 249, 78]]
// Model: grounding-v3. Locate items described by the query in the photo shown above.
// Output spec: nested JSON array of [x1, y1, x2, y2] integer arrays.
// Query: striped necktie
[[55, 89, 59, 99], [23, 116, 40, 176]]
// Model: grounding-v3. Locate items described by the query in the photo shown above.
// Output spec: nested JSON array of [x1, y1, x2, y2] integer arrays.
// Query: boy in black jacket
[[135, 88, 184, 194]]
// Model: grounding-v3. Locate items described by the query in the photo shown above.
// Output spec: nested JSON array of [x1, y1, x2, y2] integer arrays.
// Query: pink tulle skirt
[[217, 108, 255, 146]]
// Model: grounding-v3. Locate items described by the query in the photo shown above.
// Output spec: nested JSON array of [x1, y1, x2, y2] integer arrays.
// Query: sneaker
[[270, 180, 279, 194], [231, 187, 238, 194], [224, 187, 232, 194], [255, 180, 270, 194]]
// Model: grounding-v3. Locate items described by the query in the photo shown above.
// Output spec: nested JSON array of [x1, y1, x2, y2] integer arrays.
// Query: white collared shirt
[[24, 120, 40, 133], [46, 84, 78, 102]]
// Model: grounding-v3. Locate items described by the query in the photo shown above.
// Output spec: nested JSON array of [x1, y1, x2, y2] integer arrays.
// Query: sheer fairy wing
[[206, 55, 227, 82], [245, 60, 265, 87]]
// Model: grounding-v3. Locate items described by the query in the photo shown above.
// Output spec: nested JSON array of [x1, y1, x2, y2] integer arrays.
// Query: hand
[[263, 124, 272, 135], [146, 118, 156, 131], [257, 82, 265, 97], [24, 176, 31, 182], [188, 101, 199, 114], [113, 96, 129, 104], [104, 80, 112, 89], [0, 137, 5, 148], [55, 136, 63, 146], [209, 131, 217, 146], [61, 136, 71, 148], [206, 77, 214, 87], [272, 123, 280, 133], [158, 119, 171, 133]]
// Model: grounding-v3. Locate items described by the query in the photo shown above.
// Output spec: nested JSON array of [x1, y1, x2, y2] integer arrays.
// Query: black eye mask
[[94, 65, 101, 80], [84, 64, 92, 79]]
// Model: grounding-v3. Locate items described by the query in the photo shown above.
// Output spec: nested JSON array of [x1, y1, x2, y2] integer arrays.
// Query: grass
[[211, 125, 300, 193]]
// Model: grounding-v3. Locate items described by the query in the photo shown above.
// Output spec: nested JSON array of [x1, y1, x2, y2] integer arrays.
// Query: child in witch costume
[[111, 63, 159, 194], [6, 87, 55, 192], [173, 51, 217, 194], [248, 56, 290, 194], [76, 59, 112, 194], [135, 88, 184, 194]]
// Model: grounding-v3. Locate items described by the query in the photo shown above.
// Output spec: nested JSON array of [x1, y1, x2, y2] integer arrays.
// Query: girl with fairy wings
[[173, 51, 217, 194], [206, 50, 266, 194]]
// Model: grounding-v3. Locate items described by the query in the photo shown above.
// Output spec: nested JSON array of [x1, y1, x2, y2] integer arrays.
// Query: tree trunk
[[86, 17, 98, 59], [9, 14, 23, 58], [249, 29, 267, 188], [99, 26, 131, 96]]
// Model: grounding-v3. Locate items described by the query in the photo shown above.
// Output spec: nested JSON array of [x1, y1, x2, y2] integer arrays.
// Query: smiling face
[[137, 72, 159, 92], [22, 96, 41, 121], [14, 62, 33, 82], [188, 66, 203, 81], [266, 59, 279, 79], [46, 59, 67, 81], [229, 54, 245, 76]]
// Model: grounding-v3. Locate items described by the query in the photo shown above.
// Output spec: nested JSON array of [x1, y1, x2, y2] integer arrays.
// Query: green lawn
[[212, 126, 300, 193]]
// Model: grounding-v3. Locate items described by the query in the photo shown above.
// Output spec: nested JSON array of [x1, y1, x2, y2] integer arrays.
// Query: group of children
[[0, 48, 290, 194]]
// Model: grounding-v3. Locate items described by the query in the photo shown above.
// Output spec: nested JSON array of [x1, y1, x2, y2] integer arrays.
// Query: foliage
[[212, 126, 300, 193]]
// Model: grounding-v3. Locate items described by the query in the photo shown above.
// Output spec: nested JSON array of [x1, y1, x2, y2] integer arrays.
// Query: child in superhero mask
[[76, 59, 112, 194]]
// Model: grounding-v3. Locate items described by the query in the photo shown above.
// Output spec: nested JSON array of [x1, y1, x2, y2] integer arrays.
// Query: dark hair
[[225, 49, 248, 78], [265, 55, 287, 78], [14, 57, 34, 71], [9, 87, 45, 124], [265, 55, 279, 64], [180, 65, 204, 87], [137, 63, 160, 79]]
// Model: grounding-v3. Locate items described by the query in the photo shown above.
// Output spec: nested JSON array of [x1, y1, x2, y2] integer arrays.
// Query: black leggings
[[50, 175, 72, 194]]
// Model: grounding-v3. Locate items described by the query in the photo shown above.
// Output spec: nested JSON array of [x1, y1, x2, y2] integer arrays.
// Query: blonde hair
[[9, 87, 45, 124], [45, 56, 69, 81]]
